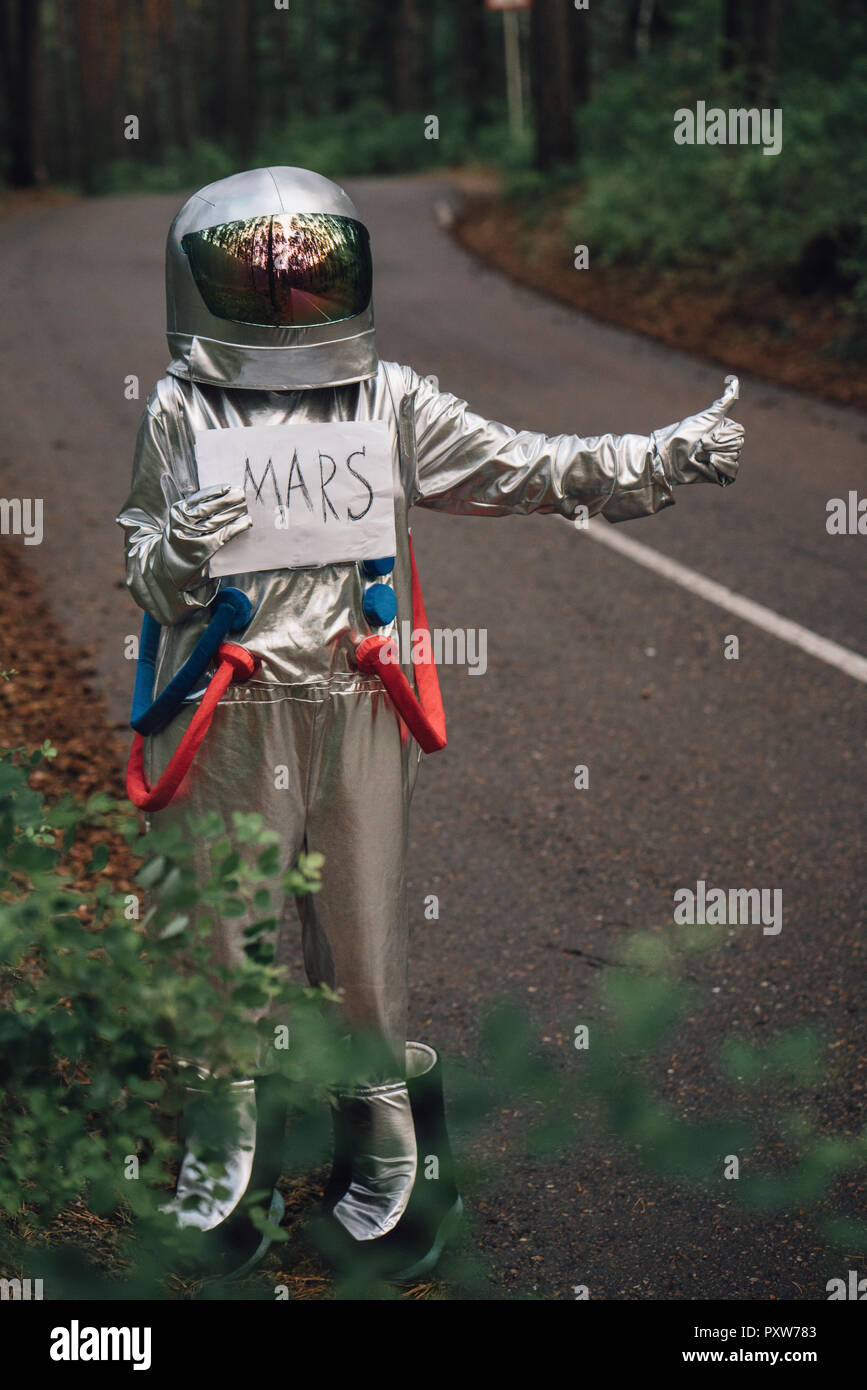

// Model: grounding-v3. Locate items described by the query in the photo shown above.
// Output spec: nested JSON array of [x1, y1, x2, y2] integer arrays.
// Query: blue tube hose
[[130, 587, 254, 736]]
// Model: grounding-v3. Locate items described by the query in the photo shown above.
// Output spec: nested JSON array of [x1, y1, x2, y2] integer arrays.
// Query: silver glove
[[652, 375, 744, 489], [161, 484, 252, 591]]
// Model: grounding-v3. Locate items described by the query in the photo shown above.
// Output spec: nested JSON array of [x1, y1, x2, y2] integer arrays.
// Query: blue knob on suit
[[361, 556, 395, 577], [363, 583, 398, 627]]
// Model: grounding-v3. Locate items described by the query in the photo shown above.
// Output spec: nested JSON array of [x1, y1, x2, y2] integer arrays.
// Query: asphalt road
[[1, 176, 865, 1300]]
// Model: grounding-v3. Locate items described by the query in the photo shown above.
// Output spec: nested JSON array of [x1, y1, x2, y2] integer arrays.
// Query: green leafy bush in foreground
[[0, 731, 354, 1287], [1, 727, 866, 1298]]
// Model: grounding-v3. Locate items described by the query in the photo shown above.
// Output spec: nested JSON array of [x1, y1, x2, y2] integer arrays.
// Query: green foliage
[[0, 728, 524, 1297], [0, 732, 356, 1285], [583, 65, 865, 270], [93, 106, 514, 197], [2, 720, 865, 1293], [93, 142, 239, 197], [505, 51, 867, 324]]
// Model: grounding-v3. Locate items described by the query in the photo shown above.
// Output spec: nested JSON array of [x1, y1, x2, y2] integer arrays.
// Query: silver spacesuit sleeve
[[407, 368, 742, 524], [117, 396, 220, 626]]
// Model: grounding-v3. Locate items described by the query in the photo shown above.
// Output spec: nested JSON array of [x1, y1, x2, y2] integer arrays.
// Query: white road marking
[[578, 519, 867, 686]]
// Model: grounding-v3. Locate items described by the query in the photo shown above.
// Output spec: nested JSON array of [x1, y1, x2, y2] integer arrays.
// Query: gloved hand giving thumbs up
[[652, 375, 744, 489]]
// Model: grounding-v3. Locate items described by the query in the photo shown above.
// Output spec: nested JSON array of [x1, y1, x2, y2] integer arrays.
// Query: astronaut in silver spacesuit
[[118, 167, 743, 1281]]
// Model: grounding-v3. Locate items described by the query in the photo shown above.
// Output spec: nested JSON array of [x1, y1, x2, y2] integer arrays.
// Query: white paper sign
[[194, 421, 396, 575]]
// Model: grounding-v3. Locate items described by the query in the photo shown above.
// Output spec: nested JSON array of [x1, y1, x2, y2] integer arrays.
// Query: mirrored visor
[[181, 213, 372, 328]]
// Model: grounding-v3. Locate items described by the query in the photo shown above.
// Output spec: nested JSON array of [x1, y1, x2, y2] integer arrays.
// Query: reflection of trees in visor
[[181, 213, 372, 327]]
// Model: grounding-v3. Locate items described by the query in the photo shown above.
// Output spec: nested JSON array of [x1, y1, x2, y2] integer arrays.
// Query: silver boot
[[161, 1072, 286, 1280], [320, 1043, 462, 1280], [328, 1078, 418, 1241], [161, 1077, 258, 1232]]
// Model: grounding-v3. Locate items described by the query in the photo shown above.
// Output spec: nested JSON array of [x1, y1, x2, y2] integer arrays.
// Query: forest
[[1, 1, 865, 381]]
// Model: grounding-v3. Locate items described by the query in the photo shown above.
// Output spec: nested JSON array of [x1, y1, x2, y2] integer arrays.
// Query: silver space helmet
[[165, 166, 377, 391]]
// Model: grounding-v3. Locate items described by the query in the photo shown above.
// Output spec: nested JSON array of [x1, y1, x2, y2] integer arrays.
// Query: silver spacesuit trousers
[[147, 673, 420, 1082]]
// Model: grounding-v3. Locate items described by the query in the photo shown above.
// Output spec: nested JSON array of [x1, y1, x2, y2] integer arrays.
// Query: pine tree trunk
[[453, 0, 491, 130], [222, 0, 256, 162], [392, 0, 421, 114], [571, 1, 591, 106], [723, 0, 785, 104], [530, 0, 577, 170], [1, 0, 40, 187]]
